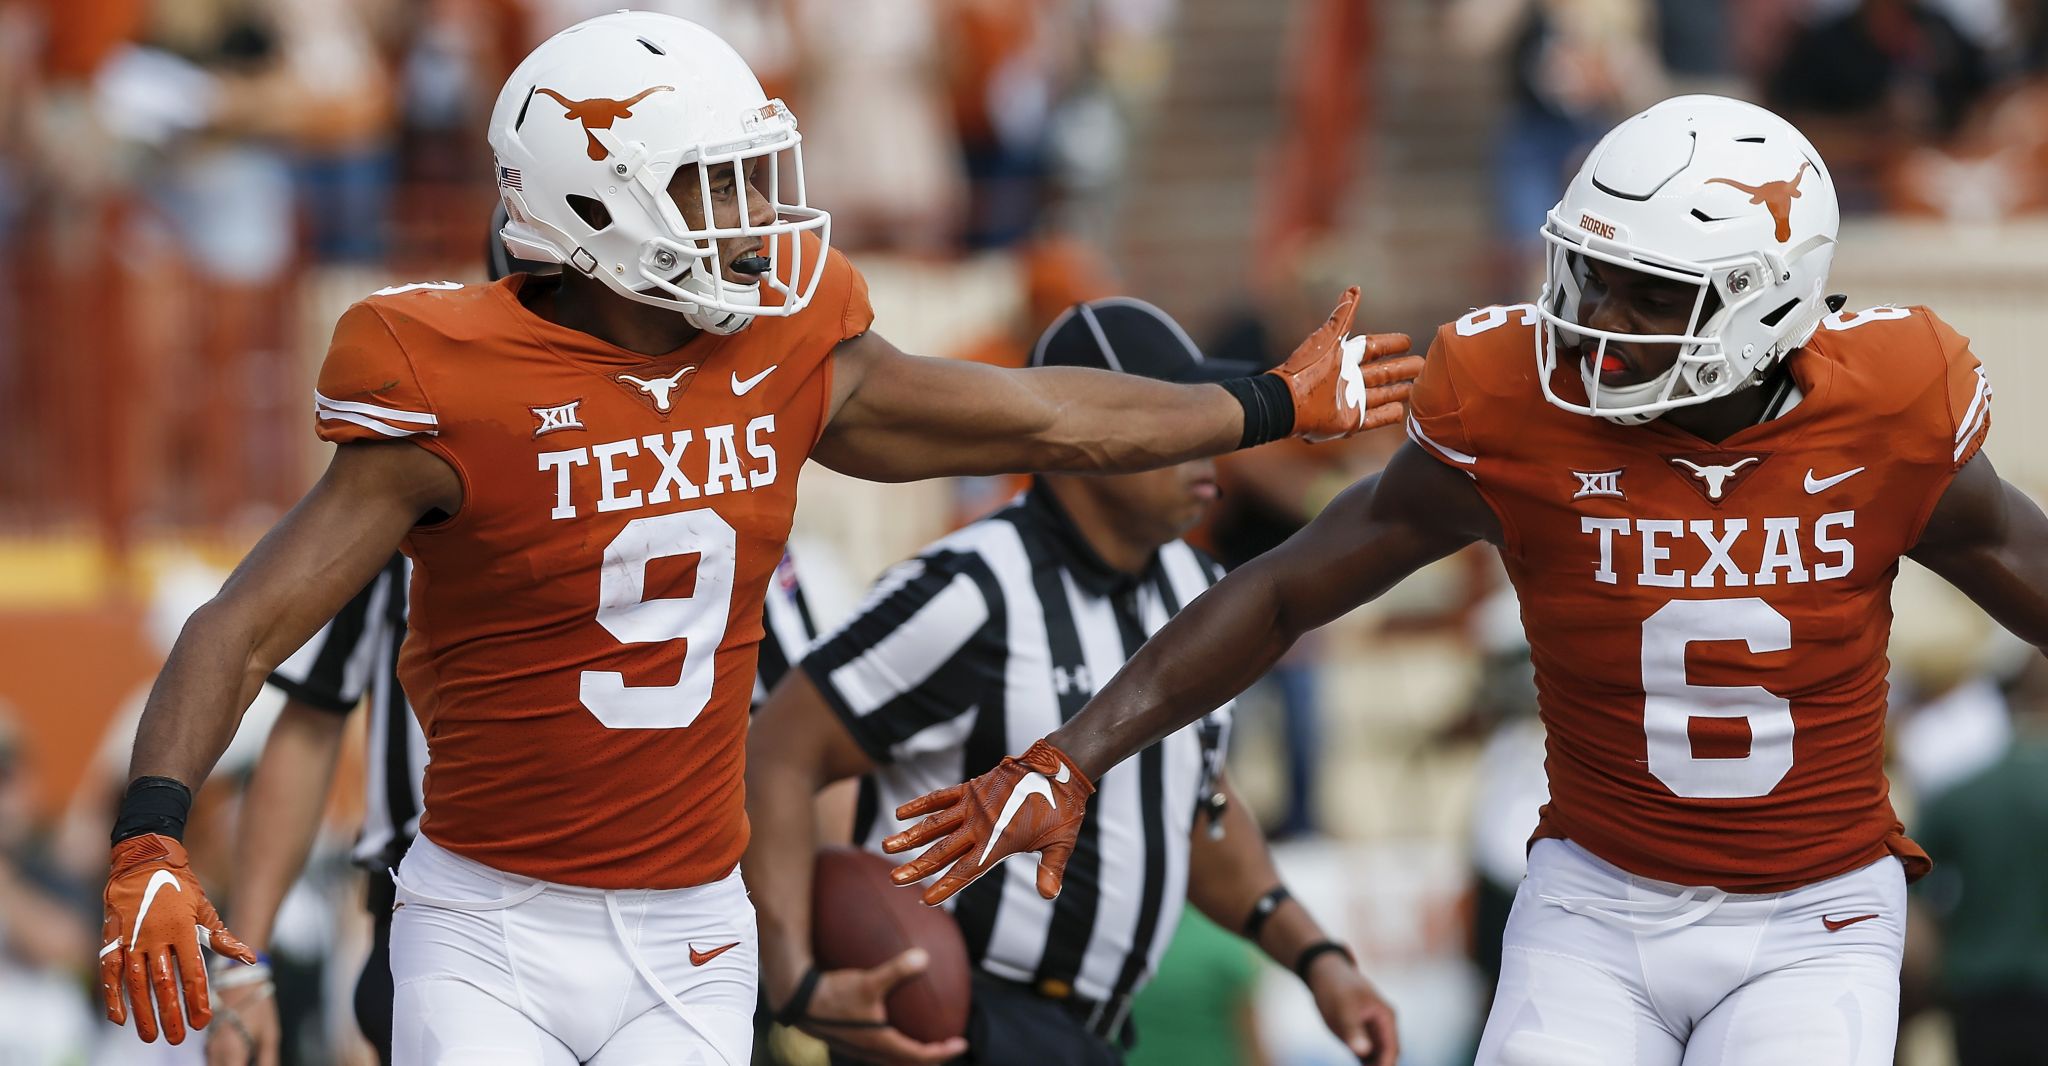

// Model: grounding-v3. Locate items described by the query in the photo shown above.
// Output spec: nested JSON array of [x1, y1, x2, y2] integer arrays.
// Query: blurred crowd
[[0, 0, 1181, 556], [1452, 0, 2048, 299], [3, 1, 2048, 1064]]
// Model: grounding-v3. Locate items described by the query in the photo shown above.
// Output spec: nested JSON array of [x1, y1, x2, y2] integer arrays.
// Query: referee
[[204, 207, 822, 1066], [745, 299, 1399, 1066]]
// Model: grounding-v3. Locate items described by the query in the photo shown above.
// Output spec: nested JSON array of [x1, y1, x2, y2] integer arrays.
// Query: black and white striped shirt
[[802, 489, 1231, 1013], [267, 551, 817, 868]]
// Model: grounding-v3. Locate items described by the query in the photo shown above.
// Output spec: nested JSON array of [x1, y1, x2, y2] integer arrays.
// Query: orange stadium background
[[4, 1, 2048, 1064]]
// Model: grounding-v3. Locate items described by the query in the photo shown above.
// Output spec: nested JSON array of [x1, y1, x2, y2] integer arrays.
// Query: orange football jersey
[[314, 238, 871, 888], [1409, 303, 1989, 892]]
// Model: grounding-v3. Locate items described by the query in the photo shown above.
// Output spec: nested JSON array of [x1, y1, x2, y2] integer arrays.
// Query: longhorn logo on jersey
[[614, 364, 699, 416], [1667, 452, 1769, 505], [534, 85, 675, 161]]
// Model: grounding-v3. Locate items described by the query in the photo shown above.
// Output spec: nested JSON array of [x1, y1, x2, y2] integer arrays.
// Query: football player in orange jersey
[[93, 11, 1421, 1063], [885, 94, 2048, 1064]]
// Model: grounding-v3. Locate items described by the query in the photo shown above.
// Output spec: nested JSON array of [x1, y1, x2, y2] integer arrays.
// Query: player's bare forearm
[[743, 672, 879, 1004], [228, 702, 348, 952], [1047, 564, 1296, 780], [1910, 451, 2048, 651], [816, 331, 1240, 481], [1051, 446, 1490, 779], [128, 442, 457, 790]]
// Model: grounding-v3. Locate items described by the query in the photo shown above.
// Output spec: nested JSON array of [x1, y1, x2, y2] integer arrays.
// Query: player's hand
[[1271, 287, 1420, 442], [786, 949, 969, 1066], [1303, 952, 1399, 1065], [204, 974, 279, 1066], [99, 833, 257, 1044], [883, 738, 1093, 906]]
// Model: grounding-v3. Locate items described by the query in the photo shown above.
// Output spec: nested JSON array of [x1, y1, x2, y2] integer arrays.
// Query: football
[[810, 845, 972, 1042]]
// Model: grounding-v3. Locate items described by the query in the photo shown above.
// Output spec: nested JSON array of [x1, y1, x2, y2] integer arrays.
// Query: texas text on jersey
[[314, 231, 869, 889], [1407, 300, 1987, 892]]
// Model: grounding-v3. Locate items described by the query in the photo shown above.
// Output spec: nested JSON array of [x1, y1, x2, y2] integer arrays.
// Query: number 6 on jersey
[[1641, 598, 1794, 799]]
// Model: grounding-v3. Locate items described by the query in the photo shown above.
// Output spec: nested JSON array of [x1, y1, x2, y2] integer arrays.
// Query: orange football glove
[[883, 738, 1093, 907], [1273, 287, 1421, 442], [99, 833, 256, 1044]]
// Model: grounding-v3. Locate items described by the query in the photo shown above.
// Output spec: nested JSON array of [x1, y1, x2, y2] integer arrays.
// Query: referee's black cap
[[1032, 298, 1254, 384]]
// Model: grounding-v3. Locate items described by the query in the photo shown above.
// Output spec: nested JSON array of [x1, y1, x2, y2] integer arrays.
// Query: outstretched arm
[[885, 441, 1496, 902], [1051, 442, 1496, 778], [814, 290, 1419, 482], [1908, 450, 2048, 651]]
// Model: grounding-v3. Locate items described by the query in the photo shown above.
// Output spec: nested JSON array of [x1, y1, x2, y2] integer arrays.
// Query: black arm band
[[773, 965, 823, 1027], [111, 776, 194, 845], [1219, 373, 1295, 449], [1292, 939, 1355, 982], [1242, 884, 1293, 942]]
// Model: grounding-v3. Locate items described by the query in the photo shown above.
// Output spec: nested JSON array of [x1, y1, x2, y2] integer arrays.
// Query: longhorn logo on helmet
[[1704, 162, 1814, 243], [534, 85, 676, 162]]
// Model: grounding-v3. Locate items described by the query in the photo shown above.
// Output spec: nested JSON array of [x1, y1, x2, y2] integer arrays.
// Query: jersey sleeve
[[1928, 308, 1991, 471], [784, 234, 873, 446], [1895, 306, 1991, 543], [800, 551, 1000, 765], [314, 302, 442, 445], [1405, 322, 1484, 474], [267, 561, 399, 713], [828, 245, 874, 343]]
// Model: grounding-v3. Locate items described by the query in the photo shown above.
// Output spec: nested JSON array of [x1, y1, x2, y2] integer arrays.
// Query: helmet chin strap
[[1582, 342, 1690, 426]]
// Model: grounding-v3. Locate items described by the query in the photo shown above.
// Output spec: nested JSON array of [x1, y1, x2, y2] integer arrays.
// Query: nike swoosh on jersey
[[1821, 912, 1880, 932], [129, 870, 183, 949], [1803, 466, 1865, 493], [980, 773, 1056, 865], [731, 365, 778, 395], [689, 941, 742, 965]]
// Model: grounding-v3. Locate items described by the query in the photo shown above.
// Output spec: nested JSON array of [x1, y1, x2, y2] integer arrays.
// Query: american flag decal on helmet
[[499, 166, 523, 190]]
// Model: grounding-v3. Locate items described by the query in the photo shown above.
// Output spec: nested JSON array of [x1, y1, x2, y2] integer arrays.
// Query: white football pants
[[388, 835, 755, 1066], [1476, 838, 1905, 1066]]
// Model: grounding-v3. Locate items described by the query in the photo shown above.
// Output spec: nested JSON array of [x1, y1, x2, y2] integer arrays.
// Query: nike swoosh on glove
[[882, 738, 1094, 906], [100, 833, 256, 1044], [1273, 287, 1422, 442]]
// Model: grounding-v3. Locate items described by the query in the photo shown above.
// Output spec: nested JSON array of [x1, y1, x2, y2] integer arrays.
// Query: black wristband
[[1219, 373, 1295, 449], [111, 776, 194, 845], [1242, 884, 1293, 942], [773, 965, 823, 1027], [1292, 939, 1355, 982]]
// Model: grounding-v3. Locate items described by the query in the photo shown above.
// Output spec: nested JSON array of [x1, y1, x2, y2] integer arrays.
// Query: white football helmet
[[1536, 95, 1839, 423], [488, 11, 830, 334]]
